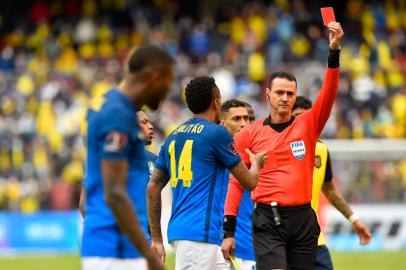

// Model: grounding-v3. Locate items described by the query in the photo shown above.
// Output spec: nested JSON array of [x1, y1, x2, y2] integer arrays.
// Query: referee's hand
[[221, 237, 236, 260], [328, 22, 344, 50]]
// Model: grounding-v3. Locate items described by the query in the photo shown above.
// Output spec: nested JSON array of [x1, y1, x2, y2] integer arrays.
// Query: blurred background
[[0, 0, 405, 269]]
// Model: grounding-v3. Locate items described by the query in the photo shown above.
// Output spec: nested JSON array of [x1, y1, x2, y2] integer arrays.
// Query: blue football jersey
[[234, 190, 255, 261], [81, 89, 150, 259], [155, 118, 241, 245]]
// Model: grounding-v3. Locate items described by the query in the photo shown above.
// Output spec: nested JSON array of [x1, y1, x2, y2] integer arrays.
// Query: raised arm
[[147, 168, 170, 262], [103, 160, 163, 269], [307, 22, 344, 139]]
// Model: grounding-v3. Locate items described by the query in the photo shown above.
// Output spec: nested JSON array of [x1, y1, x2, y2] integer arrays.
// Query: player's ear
[[148, 69, 161, 82], [214, 97, 221, 111]]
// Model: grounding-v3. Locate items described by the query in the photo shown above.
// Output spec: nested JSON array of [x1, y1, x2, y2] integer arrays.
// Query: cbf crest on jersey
[[290, 140, 306, 160], [228, 141, 239, 156], [104, 131, 128, 152]]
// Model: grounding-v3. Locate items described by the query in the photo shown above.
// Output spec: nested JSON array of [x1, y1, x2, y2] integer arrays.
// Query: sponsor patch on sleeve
[[104, 131, 128, 153], [148, 161, 155, 176], [228, 141, 239, 156]]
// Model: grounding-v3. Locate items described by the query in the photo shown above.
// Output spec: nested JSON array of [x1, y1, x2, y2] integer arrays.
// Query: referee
[[222, 22, 344, 270], [292, 96, 371, 270]]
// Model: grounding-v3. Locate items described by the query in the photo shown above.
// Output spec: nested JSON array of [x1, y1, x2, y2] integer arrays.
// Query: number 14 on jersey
[[168, 140, 194, 187]]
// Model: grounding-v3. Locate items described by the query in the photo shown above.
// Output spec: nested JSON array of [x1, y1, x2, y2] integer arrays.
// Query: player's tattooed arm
[[322, 180, 353, 218], [102, 159, 154, 260], [230, 149, 267, 191], [79, 185, 86, 218], [147, 168, 169, 263], [147, 168, 169, 241], [322, 180, 372, 245]]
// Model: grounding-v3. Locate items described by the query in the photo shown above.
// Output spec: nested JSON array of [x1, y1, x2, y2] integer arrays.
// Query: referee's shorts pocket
[[252, 207, 270, 233]]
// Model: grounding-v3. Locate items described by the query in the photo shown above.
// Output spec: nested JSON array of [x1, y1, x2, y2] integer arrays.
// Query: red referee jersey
[[225, 67, 340, 215]]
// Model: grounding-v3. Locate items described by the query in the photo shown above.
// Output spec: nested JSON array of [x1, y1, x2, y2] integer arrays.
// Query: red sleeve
[[224, 174, 244, 216], [307, 67, 340, 139], [224, 127, 251, 216], [233, 127, 250, 167]]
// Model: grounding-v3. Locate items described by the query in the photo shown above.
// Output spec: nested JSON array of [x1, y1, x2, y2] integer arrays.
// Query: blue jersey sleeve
[[100, 108, 136, 160], [155, 143, 168, 174], [212, 126, 241, 169]]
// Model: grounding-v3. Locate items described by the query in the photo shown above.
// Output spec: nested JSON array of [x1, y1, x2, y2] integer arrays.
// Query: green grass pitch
[[0, 251, 405, 270]]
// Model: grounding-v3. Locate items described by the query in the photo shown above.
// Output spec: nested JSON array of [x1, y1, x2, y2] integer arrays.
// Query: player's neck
[[269, 111, 292, 124], [193, 110, 216, 123], [118, 80, 143, 108]]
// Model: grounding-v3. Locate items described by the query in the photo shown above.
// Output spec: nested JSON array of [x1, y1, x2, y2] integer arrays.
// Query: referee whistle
[[271, 202, 282, 226]]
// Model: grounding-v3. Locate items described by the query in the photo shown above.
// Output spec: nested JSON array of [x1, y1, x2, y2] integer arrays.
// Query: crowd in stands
[[0, 0, 405, 211]]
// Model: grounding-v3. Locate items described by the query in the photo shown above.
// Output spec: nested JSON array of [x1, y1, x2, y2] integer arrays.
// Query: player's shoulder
[[316, 139, 328, 148], [102, 90, 133, 113], [206, 122, 232, 141], [316, 140, 329, 154], [145, 150, 158, 162]]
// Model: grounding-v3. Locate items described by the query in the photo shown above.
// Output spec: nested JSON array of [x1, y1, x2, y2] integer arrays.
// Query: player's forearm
[[105, 187, 153, 258], [322, 181, 353, 219], [248, 161, 260, 189], [147, 182, 164, 242], [231, 161, 258, 191], [79, 185, 86, 218], [147, 168, 169, 242], [102, 159, 153, 259]]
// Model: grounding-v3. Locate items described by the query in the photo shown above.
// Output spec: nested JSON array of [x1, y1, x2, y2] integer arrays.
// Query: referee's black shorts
[[252, 203, 320, 270]]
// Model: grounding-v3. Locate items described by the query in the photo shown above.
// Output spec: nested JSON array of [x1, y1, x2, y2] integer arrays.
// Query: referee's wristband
[[348, 214, 359, 224], [328, 48, 340, 68], [223, 215, 236, 238]]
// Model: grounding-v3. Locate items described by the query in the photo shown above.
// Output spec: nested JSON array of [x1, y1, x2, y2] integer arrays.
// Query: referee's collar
[[263, 115, 295, 132]]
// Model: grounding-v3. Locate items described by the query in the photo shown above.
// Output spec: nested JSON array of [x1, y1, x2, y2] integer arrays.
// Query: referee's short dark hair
[[269, 71, 297, 89], [128, 45, 175, 73], [221, 99, 248, 113], [293, 96, 312, 111], [185, 76, 218, 114]]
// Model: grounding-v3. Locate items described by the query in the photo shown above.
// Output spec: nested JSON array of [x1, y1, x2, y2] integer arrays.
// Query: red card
[[321, 7, 336, 26]]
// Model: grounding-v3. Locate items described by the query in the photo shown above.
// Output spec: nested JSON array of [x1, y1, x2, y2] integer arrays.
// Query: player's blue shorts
[[315, 245, 333, 270]]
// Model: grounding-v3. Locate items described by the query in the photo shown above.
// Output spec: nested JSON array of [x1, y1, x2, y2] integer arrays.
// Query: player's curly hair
[[185, 76, 218, 114]]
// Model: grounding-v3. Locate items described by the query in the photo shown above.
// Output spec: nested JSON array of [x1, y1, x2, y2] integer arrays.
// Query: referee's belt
[[255, 202, 311, 212]]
